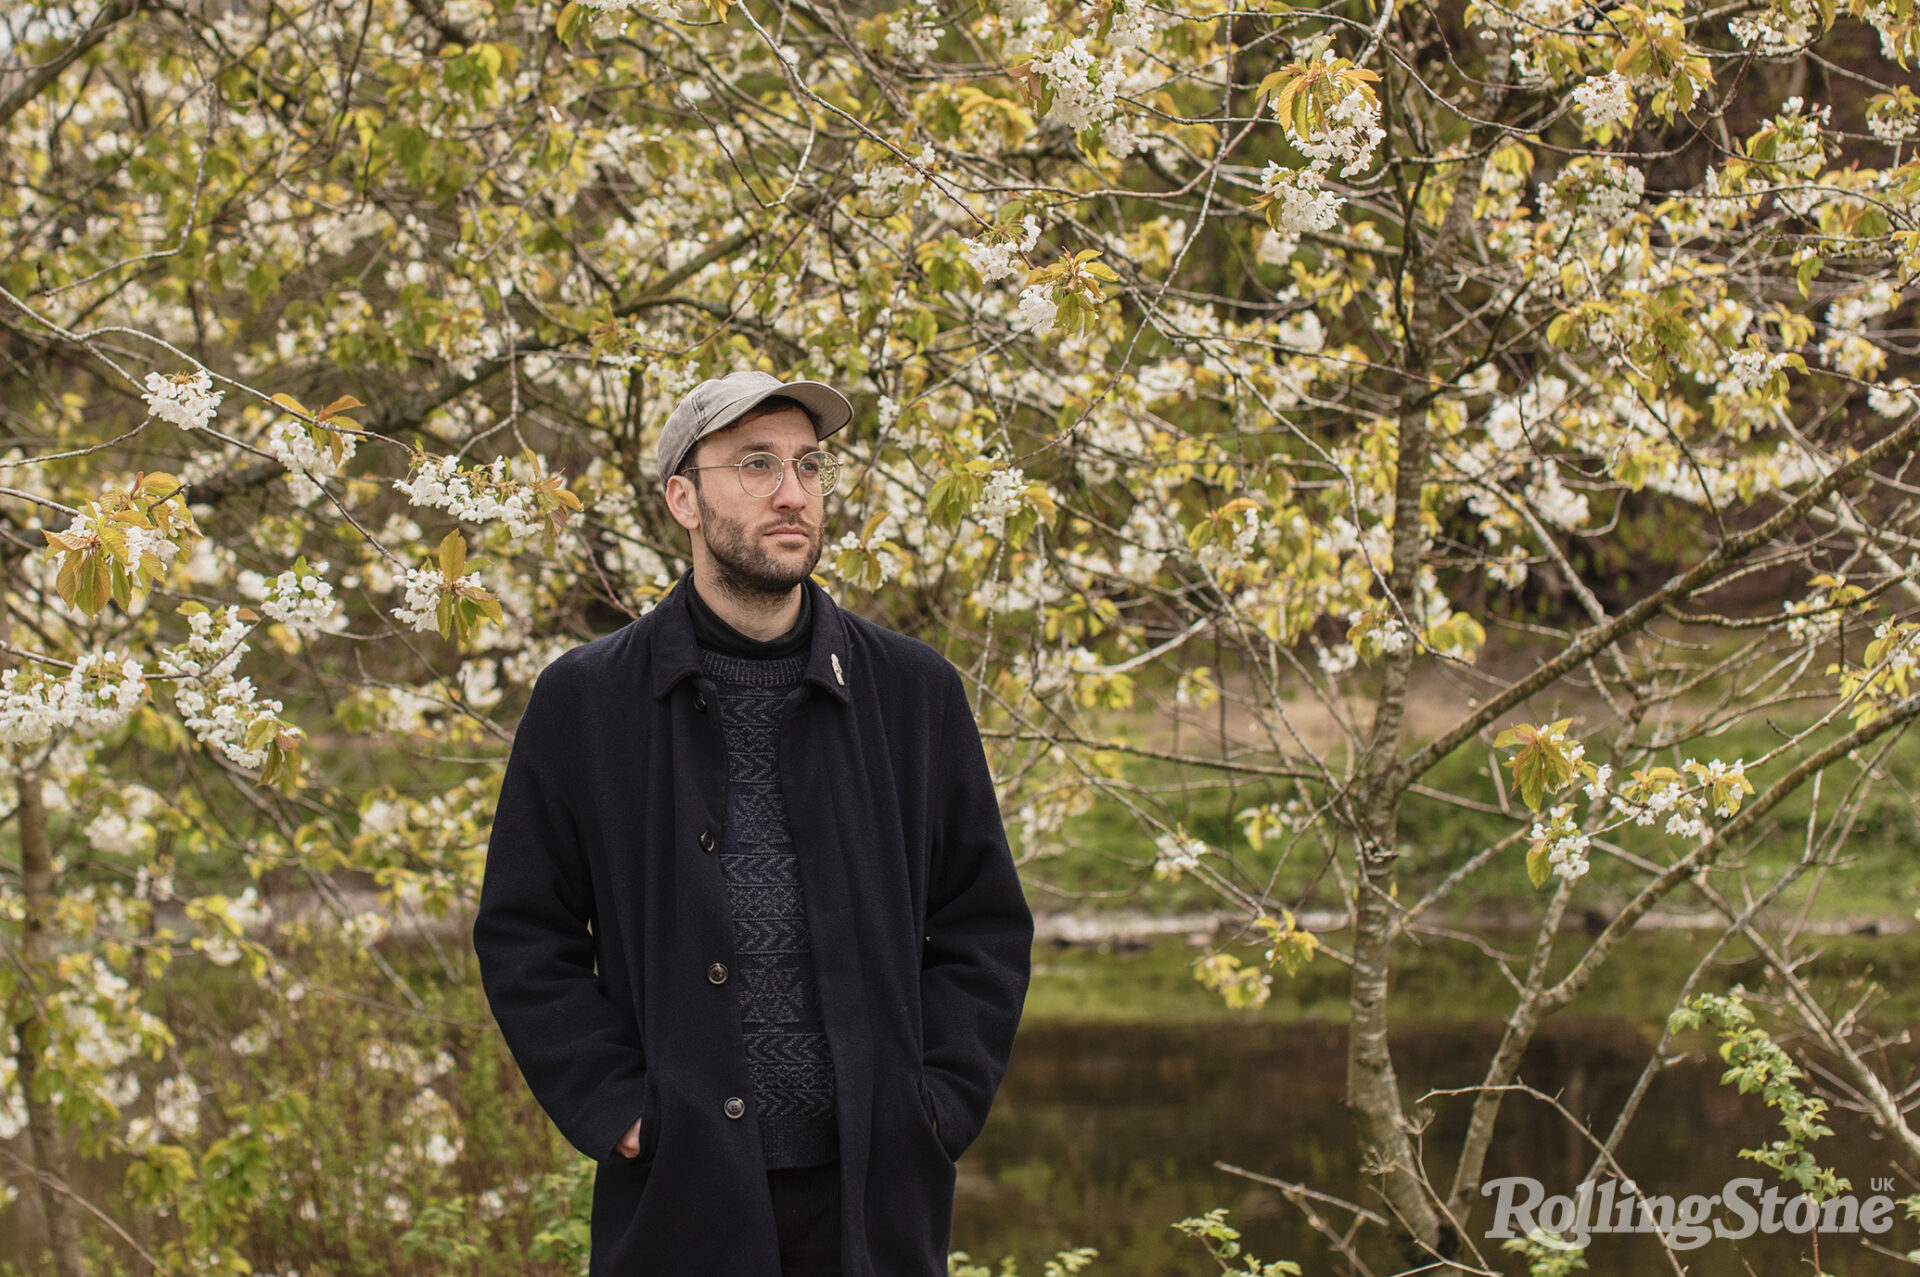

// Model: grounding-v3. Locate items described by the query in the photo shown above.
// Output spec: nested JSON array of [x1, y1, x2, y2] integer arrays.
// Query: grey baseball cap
[[657, 370, 853, 485]]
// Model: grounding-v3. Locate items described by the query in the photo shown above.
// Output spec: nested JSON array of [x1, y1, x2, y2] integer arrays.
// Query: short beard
[[692, 480, 824, 603]]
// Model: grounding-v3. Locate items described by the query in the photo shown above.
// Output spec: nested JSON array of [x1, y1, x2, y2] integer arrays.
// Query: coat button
[[695, 693, 707, 711], [699, 830, 716, 852], [707, 962, 728, 984], [724, 1097, 745, 1119]]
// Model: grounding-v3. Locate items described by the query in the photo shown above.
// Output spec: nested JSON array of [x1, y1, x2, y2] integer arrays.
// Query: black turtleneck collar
[[684, 572, 813, 660]]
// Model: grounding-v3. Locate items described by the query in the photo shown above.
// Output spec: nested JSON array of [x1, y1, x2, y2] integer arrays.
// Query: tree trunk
[[1, 552, 87, 1277], [1343, 125, 1496, 1266], [13, 761, 88, 1277]]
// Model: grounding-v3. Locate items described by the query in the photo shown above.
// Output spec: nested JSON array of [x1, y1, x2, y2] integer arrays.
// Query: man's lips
[[764, 525, 811, 539]]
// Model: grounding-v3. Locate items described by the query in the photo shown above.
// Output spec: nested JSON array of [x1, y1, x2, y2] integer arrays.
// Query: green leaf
[[1526, 844, 1552, 888], [438, 530, 467, 581]]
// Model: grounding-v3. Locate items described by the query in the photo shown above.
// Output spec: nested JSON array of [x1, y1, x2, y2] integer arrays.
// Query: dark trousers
[[767, 1161, 842, 1277]]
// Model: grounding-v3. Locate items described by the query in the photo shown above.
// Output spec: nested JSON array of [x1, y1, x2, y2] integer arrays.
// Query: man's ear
[[664, 473, 702, 532]]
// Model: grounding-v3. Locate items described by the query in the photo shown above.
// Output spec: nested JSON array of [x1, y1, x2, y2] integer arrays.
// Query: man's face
[[673, 407, 827, 599]]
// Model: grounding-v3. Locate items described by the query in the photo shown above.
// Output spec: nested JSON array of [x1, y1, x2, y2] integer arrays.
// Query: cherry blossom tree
[[2, 0, 1918, 1267]]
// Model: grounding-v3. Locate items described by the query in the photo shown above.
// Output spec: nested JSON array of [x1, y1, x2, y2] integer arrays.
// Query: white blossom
[[1284, 80, 1383, 177], [252, 565, 342, 634], [884, 0, 945, 59], [1529, 805, 1592, 880], [141, 370, 223, 431], [1261, 163, 1343, 233], [1016, 284, 1059, 333], [393, 566, 463, 634], [1572, 72, 1635, 131], [267, 417, 356, 479], [393, 454, 545, 540], [1538, 157, 1645, 229], [1030, 39, 1120, 132], [0, 650, 147, 745], [1152, 830, 1208, 877], [153, 1073, 202, 1137], [1867, 379, 1916, 418], [1727, 347, 1794, 390], [1527, 463, 1590, 529], [964, 215, 1042, 282], [974, 468, 1029, 539], [1731, 2, 1815, 53]]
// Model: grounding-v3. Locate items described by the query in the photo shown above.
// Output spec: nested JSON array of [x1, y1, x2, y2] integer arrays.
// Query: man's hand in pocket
[[617, 1115, 643, 1159]]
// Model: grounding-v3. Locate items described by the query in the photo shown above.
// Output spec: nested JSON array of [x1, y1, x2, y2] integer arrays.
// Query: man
[[472, 369, 1033, 1277]]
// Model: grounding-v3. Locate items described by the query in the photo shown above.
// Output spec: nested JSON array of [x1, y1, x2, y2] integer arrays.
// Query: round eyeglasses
[[682, 450, 840, 498]]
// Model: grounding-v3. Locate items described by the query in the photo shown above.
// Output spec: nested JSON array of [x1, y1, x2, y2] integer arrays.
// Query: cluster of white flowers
[[230, 1023, 272, 1056], [86, 784, 163, 856], [884, 0, 945, 59], [1016, 284, 1059, 333], [1867, 379, 1916, 418], [1316, 641, 1358, 675], [1868, 95, 1920, 142], [0, 651, 147, 744], [579, 0, 679, 20], [852, 146, 937, 211], [1610, 772, 1705, 840], [1526, 462, 1590, 529], [157, 608, 291, 769], [1107, 0, 1161, 50], [1152, 830, 1209, 877], [1285, 79, 1384, 178], [876, 396, 902, 428], [340, 908, 391, 947], [1197, 506, 1262, 574], [1471, 0, 1582, 38], [1731, 0, 1815, 53], [364, 1039, 456, 1087], [268, 416, 357, 481], [1726, 346, 1795, 390], [1826, 282, 1901, 333], [969, 556, 1064, 614], [1766, 98, 1830, 216], [393, 454, 544, 540], [1030, 38, 1121, 132], [1115, 503, 1177, 581], [1871, 617, 1920, 682], [458, 657, 503, 711], [1783, 591, 1843, 647], [1260, 163, 1343, 233], [141, 369, 224, 431], [1011, 645, 1101, 698], [248, 565, 341, 633], [974, 468, 1030, 539], [1276, 307, 1326, 353], [1538, 157, 1646, 228], [1530, 805, 1592, 880], [1582, 764, 1612, 802], [196, 886, 272, 967], [127, 522, 183, 577], [154, 1073, 202, 1138], [964, 214, 1042, 282], [1572, 71, 1635, 131], [1696, 758, 1747, 817], [393, 566, 466, 634], [1371, 614, 1413, 655]]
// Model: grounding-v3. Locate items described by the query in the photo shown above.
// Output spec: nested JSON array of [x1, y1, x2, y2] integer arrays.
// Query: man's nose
[[769, 462, 808, 509]]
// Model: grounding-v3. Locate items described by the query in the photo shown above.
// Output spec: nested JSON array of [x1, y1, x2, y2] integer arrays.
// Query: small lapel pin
[[831, 653, 845, 686]]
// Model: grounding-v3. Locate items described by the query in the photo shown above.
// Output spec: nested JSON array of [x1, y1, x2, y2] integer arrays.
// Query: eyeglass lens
[[738, 451, 838, 497]]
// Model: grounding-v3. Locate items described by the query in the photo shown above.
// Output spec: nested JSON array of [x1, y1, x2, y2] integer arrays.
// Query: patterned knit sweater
[[697, 647, 839, 1168]]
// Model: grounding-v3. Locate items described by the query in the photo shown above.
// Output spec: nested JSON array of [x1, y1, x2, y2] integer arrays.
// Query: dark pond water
[[955, 1016, 1920, 1276]]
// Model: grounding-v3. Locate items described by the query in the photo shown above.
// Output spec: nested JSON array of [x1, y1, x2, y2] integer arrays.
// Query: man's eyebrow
[[721, 439, 784, 457]]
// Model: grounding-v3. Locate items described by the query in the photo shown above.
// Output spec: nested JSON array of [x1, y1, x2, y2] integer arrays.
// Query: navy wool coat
[[472, 579, 1033, 1276]]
